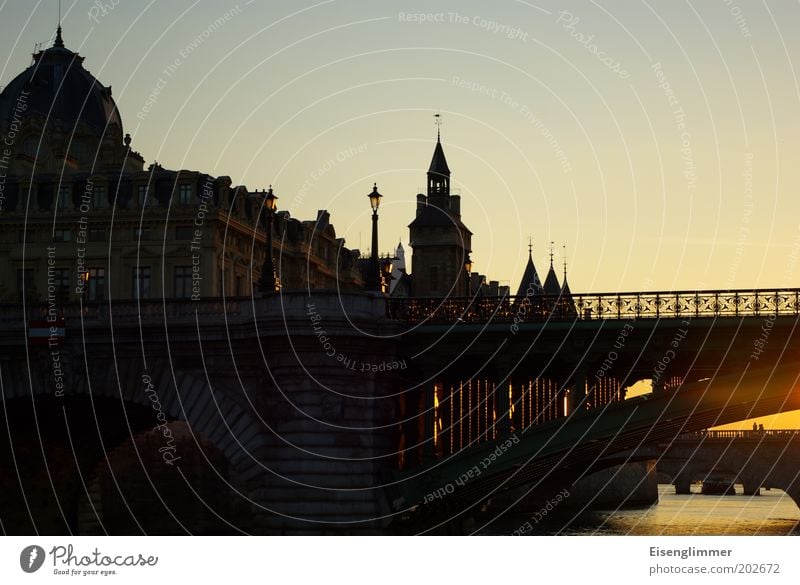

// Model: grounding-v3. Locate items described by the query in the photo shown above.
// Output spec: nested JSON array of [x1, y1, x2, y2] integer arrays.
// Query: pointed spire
[[54, 25, 64, 48], [516, 238, 542, 297], [428, 135, 450, 175], [543, 242, 561, 296], [559, 243, 576, 315], [427, 116, 450, 196]]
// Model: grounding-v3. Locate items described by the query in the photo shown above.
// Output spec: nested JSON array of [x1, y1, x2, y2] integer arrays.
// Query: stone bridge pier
[[243, 292, 403, 534], [0, 291, 404, 535]]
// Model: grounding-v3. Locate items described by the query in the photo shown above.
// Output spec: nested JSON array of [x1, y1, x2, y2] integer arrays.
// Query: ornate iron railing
[[678, 429, 800, 440], [0, 298, 244, 323], [3, 289, 800, 325], [386, 289, 800, 324]]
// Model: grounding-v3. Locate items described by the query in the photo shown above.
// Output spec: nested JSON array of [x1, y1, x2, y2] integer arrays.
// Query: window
[[88, 229, 106, 242], [93, 185, 106, 208], [53, 229, 72, 242], [16, 269, 34, 298], [174, 266, 192, 298], [137, 185, 148, 207], [179, 184, 192, 205], [88, 267, 105, 301], [132, 266, 151, 299], [53, 268, 70, 300], [22, 137, 38, 158], [53, 64, 64, 88], [56, 185, 71, 209], [70, 139, 88, 161], [133, 227, 151, 241], [175, 226, 193, 240]]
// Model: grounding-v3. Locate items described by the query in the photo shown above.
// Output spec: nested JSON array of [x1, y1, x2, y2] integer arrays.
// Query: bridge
[[0, 288, 799, 534], [650, 430, 800, 497], [386, 289, 800, 528]]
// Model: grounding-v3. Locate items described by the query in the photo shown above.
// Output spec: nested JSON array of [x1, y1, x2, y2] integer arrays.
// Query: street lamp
[[79, 270, 90, 304], [259, 185, 280, 293], [368, 183, 383, 291], [464, 256, 473, 296], [77, 270, 90, 316], [381, 254, 394, 294]]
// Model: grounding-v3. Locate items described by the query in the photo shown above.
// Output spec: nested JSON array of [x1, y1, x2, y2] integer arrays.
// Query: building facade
[[0, 28, 363, 305]]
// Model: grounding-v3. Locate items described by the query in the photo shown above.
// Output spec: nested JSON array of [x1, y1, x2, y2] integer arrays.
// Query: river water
[[499, 484, 800, 535]]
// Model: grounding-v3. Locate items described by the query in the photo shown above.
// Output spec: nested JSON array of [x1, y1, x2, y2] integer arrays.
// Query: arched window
[[429, 265, 440, 293]]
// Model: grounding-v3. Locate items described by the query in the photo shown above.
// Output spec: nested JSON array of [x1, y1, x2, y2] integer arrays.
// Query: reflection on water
[[506, 485, 800, 536]]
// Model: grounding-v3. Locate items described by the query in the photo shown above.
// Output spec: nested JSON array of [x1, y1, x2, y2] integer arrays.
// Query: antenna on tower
[[549, 241, 555, 266], [562, 243, 568, 280], [434, 111, 442, 141], [53, 0, 64, 48], [528, 236, 533, 256]]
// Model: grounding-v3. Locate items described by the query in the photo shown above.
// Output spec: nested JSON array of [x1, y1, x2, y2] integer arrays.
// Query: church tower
[[408, 128, 472, 297]]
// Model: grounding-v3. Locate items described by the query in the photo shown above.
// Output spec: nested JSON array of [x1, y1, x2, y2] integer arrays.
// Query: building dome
[[0, 27, 123, 143]]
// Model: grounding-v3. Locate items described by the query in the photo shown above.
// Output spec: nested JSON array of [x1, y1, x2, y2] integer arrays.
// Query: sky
[[2, 0, 799, 295], [1, 1, 799, 433]]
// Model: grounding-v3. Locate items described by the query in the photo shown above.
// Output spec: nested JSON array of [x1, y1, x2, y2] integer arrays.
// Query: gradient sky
[[2, 1, 799, 427], [2, 0, 800, 294]]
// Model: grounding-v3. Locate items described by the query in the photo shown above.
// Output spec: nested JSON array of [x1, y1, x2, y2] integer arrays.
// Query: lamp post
[[464, 255, 473, 297], [259, 186, 279, 293], [79, 270, 90, 309], [381, 254, 394, 294], [368, 183, 383, 291]]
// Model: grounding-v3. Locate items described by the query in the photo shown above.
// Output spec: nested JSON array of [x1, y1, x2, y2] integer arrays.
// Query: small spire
[[54, 25, 64, 48], [563, 244, 568, 281], [528, 236, 533, 257], [549, 241, 554, 267], [434, 112, 442, 142]]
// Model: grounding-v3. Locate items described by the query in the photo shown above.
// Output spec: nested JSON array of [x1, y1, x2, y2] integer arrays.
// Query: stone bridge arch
[[0, 349, 268, 534]]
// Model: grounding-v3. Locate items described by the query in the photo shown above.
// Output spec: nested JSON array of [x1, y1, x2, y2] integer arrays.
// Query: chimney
[[450, 195, 460, 215], [416, 193, 426, 216]]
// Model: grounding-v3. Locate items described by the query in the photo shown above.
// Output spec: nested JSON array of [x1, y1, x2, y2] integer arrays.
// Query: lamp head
[[368, 183, 383, 212]]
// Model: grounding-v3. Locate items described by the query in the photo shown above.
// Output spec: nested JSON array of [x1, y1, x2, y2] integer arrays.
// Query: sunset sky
[[2, 1, 799, 426], [3, 0, 799, 293]]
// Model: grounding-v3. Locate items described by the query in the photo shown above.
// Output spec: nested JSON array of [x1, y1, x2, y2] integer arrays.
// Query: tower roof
[[515, 248, 542, 297], [561, 276, 573, 298], [0, 26, 123, 136], [428, 136, 450, 177], [543, 263, 561, 296]]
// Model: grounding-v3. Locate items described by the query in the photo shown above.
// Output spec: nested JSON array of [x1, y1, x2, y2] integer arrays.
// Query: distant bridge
[[651, 430, 800, 497]]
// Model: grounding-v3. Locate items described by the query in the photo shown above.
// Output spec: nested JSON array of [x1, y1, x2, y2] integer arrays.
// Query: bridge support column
[[497, 379, 511, 437], [568, 370, 586, 415], [742, 482, 761, 496], [423, 383, 436, 464], [674, 475, 692, 495]]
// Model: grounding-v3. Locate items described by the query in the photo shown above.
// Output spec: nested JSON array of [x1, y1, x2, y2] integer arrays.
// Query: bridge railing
[[678, 429, 800, 440], [0, 298, 244, 323], [387, 288, 800, 324]]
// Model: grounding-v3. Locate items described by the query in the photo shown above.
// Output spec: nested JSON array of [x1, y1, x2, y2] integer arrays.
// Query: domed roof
[[0, 27, 122, 137]]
